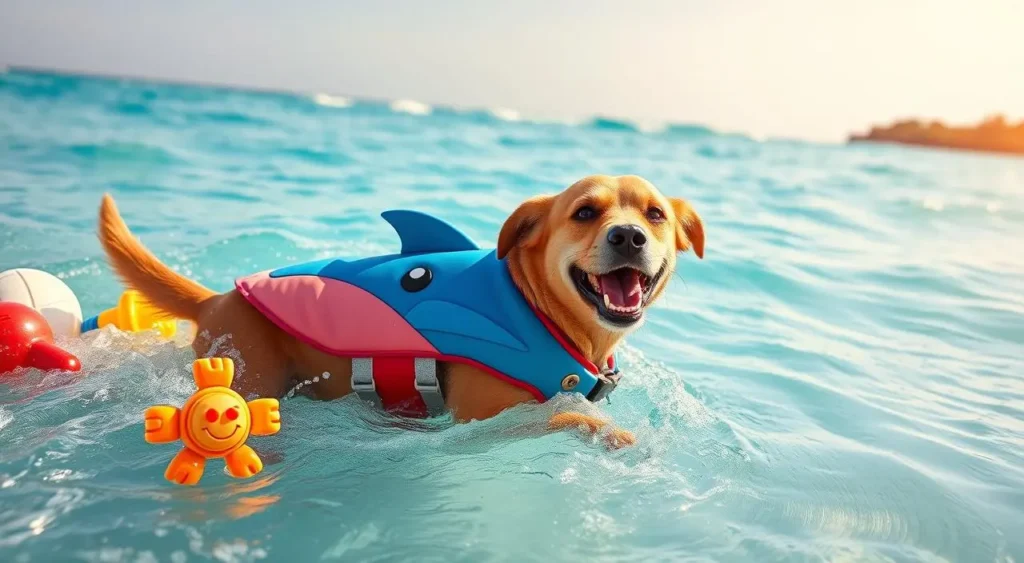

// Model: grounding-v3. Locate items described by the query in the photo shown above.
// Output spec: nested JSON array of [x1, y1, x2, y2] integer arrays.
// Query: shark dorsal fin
[[381, 210, 479, 254]]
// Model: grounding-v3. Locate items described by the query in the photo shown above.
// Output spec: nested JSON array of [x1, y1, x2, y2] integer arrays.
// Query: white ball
[[0, 268, 83, 340]]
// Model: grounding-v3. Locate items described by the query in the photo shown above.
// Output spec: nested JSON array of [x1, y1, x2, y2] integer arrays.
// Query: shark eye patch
[[401, 266, 432, 292]]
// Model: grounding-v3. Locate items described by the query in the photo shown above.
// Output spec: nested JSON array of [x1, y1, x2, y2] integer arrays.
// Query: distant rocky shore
[[849, 115, 1024, 156]]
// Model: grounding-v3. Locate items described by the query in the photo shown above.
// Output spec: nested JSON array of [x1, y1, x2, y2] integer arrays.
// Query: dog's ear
[[497, 195, 555, 259], [669, 198, 705, 258]]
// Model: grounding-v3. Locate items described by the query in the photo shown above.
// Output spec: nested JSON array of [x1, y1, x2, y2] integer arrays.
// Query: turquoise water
[[1, 69, 1022, 562]]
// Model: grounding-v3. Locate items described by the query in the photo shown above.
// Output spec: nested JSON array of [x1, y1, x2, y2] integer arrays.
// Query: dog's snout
[[606, 224, 647, 257]]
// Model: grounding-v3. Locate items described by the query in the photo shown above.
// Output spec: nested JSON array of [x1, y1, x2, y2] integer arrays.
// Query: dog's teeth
[[603, 293, 610, 308], [589, 273, 600, 291], [605, 301, 642, 314]]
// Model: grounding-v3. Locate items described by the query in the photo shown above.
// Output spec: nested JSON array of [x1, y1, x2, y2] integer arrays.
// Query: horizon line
[[9, 63, 1012, 146], [0, 63, 781, 142]]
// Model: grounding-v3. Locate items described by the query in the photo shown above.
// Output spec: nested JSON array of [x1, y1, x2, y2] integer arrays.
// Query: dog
[[97, 174, 704, 446]]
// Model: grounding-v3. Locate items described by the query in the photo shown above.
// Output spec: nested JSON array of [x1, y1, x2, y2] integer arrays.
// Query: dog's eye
[[645, 207, 666, 223], [401, 266, 432, 292], [573, 206, 597, 221]]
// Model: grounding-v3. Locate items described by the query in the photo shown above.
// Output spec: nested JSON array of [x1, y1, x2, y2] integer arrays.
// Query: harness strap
[[350, 357, 446, 418], [350, 358, 381, 409], [413, 358, 445, 415]]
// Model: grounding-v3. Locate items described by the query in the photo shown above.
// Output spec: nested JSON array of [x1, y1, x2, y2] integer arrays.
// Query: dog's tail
[[97, 194, 216, 321]]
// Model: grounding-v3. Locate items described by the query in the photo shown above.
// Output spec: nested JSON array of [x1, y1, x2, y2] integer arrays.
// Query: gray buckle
[[351, 358, 382, 408], [587, 369, 621, 403], [414, 358, 446, 416]]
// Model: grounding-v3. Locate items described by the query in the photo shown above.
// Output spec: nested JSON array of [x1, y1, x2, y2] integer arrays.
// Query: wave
[[915, 195, 1005, 215], [581, 116, 724, 138], [311, 93, 352, 109], [111, 101, 153, 118], [195, 110, 275, 126], [295, 89, 728, 139], [694, 142, 759, 160], [278, 146, 357, 166], [664, 123, 717, 137], [433, 105, 524, 125], [488, 107, 521, 122], [389, 99, 432, 116], [65, 141, 181, 165], [587, 116, 641, 132], [4, 68, 735, 141]]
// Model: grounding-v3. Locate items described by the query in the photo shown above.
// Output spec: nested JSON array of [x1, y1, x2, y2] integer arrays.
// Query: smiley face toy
[[144, 358, 280, 486]]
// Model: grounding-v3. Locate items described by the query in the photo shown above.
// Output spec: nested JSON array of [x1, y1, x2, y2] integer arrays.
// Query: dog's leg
[[548, 412, 636, 449], [444, 364, 635, 448]]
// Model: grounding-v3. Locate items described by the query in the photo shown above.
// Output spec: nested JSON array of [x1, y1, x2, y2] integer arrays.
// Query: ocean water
[[1, 69, 1022, 563]]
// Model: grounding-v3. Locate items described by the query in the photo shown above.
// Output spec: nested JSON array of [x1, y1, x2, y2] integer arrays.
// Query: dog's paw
[[548, 412, 637, 449], [548, 412, 603, 433], [602, 427, 636, 450]]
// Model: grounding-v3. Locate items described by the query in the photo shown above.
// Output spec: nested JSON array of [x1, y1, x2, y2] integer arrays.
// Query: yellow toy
[[81, 289, 178, 338], [144, 357, 281, 486]]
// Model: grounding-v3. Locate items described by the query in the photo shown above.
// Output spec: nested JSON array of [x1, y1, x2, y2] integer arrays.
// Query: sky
[[2, 0, 1022, 142]]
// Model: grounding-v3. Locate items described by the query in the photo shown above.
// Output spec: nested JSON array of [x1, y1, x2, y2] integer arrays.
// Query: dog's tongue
[[598, 269, 643, 309]]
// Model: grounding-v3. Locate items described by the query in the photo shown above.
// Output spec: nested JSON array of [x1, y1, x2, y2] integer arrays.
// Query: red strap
[[372, 357, 428, 418], [526, 303, 615, 374]]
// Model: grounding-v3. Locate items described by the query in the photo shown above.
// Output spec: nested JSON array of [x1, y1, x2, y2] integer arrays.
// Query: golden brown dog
[[97, 175, 703, 445]]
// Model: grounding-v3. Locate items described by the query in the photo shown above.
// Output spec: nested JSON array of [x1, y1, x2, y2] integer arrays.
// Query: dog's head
[[498, 175, 704, 357]]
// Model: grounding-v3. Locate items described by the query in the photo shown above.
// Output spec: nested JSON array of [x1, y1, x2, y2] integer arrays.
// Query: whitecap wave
[[923, 195, 945, 211], [311, 93, 352, 108], [635, 119, 668, 134], [488, 107, 521, 122], [390, 99, 432, 116], [529, 115, 589, 127], [588, 116, 641, 132]]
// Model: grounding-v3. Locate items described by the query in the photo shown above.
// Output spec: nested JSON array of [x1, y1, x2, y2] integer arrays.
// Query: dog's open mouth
[[571, 264, 665, 326]]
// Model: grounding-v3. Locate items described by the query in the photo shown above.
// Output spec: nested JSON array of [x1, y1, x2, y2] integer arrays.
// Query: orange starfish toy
[[144, 358, 281, 485]]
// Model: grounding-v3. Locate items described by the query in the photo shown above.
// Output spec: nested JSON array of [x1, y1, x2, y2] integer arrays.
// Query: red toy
[[0, 301, 81, 375]]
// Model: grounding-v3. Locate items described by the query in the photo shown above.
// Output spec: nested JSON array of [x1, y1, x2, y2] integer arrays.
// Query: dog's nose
[[606, 225, 647, 257]]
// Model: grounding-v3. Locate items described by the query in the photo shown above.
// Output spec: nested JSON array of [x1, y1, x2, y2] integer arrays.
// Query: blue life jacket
[[235, 210, 620, 418]]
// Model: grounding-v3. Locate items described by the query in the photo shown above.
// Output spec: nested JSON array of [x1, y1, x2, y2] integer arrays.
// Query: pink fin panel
[[235, 271, 438, 357]]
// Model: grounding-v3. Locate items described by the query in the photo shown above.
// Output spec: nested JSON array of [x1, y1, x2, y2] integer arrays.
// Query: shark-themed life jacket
[[235, 210, 621, 418]]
